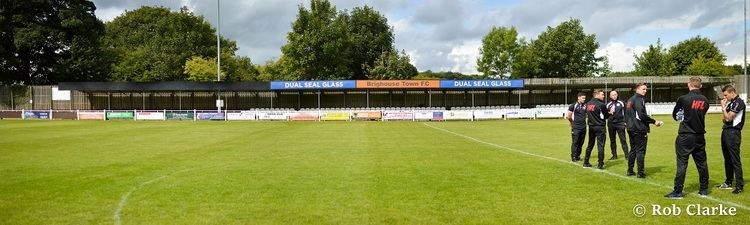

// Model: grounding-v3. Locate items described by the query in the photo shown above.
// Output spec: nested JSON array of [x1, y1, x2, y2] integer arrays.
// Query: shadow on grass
[[683, 179, 727, 193], [645, 165, 667, 175], [605, 158, 626, 168]]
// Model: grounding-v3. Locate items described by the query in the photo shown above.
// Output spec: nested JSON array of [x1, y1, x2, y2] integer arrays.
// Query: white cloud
[[721, 33, 747, 66], [390, 18, 412, 33], [596, 42, 648, 72], [95, 7, 126, 22], [448, 40, 481, 74], [180, 0, 196, 12]]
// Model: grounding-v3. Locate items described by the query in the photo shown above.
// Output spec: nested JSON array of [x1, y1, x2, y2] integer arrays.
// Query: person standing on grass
[[625, 83, 664, 178], [716, 85, 745, 194], [583, 89, 609, 169], [568, 92, 588, 162], [665, 77, 710, 199], [606, 90, 628, 160]]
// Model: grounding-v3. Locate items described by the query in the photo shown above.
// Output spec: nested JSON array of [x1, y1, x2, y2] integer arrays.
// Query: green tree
[[633, 39, 675, 76], [669, 36, 725, 75], [349, 6, 394, 79], [281, 0, 353, 80], [514, 19, 602, 78], [728, 64, 746, 75], [510, 42, 538, 78], [213, 40, 260, 81], [0, 0, 111, 84], [104, 6, 227, 81], [184, 56, 218, 81], [476, 26, 521, 77], [223, 56, 260, 81], [366, 50, 418, 80], [414, 70, 474, 80], [596, 55, 612, 77], [258, 59, 280, 81], [686, 55, 735, 76], [184, 55, 260, 82]]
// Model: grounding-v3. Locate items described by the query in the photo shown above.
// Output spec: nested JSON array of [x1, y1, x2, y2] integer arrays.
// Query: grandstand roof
[[59, 76, 734, 92], [59, 81, 268, 91]]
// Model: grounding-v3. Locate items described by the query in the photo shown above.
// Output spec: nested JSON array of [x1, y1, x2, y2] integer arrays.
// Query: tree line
[[477, 20, 738, 78], [0, 0, 740, 85], [0, 0, 415, 85]]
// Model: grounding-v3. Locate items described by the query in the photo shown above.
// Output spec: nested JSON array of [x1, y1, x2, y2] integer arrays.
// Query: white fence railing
[[0, 103, 723, 122]]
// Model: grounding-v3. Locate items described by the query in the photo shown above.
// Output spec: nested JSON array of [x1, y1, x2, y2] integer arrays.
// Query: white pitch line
[[422, 122, 750, 211], [113, 168, 192, 225]]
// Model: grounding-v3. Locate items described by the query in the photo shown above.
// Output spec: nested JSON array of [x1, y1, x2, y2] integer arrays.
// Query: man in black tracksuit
[[625, 83, 664, 178], [583, 89, 609, 169], [717, 85, 745, 194], [665, 77, 710, 199], [568, 92, 588, 162], [607, 91, 628, 160]]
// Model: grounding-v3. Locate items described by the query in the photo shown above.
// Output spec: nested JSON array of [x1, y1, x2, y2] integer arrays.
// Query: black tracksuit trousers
[[608, 123, 629, 158], [571, 128, 586, 160], [627, 131, 648, 175], [721, 129, 744, 189], [673, 133, 709, 193], [584, 126, 606, 166]]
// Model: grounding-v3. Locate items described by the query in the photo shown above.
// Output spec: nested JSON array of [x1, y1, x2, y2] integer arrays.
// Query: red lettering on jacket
[[691, 100, 705, 110]]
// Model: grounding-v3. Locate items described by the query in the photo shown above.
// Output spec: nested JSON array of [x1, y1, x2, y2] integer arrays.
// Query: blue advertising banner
[[197, 113, 225, 120], [270, 80, 356, 90], [432, 111, 444, 120], [24, 111, 50, 119], [439, 80, 524, 89]]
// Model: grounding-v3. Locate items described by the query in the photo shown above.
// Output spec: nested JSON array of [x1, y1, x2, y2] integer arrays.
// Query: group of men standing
[[567, 77, 745, 198]]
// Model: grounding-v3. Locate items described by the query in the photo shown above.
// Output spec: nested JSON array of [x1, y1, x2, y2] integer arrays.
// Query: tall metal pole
[[217, 0, 221, 82], [216, 0, 222, 112], [10, 87, 14, 110], [745, 0, 748, 100], [564, 79, 568, 104]]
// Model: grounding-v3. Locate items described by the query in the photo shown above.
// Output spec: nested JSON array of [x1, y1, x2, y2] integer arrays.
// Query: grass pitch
[[0, 114, 748, 224]]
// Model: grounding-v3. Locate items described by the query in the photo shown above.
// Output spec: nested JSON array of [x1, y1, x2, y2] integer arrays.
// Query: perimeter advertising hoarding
[[136, 112, 165, 120], [197, 113, 225, 120], [257, 112, 288, 120], [288, 112, 319, 121], [23, 111, 50, 119], [413, 111, 432, 120], [439, 80, 524, 89], [166, 112, 194, 120], [382, 111, 414, 120], [106, 112, 134, 120], [78, 111, 105, 120], [320, 112, 350, 121], [270, 80, 356, 90], [535, 108, 566, 119], [227, 111, 257, 121], [504, 109, 536, 119], [413, 111, 443, 121], [473, 110, 503, 120], [432, 111, 444, 120], [352, 111, 382, 120], [443, 111, 473, 120]]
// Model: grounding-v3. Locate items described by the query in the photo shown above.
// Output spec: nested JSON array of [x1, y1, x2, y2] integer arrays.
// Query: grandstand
[[0, 76, 738, 121]]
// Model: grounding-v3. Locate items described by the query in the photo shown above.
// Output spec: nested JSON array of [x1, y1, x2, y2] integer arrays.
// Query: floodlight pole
[[216, 0, 222, 112], [745, 0, 748, 101]]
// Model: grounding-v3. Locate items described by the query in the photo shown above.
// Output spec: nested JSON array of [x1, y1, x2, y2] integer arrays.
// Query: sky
[[91, 0, 747, 75]]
